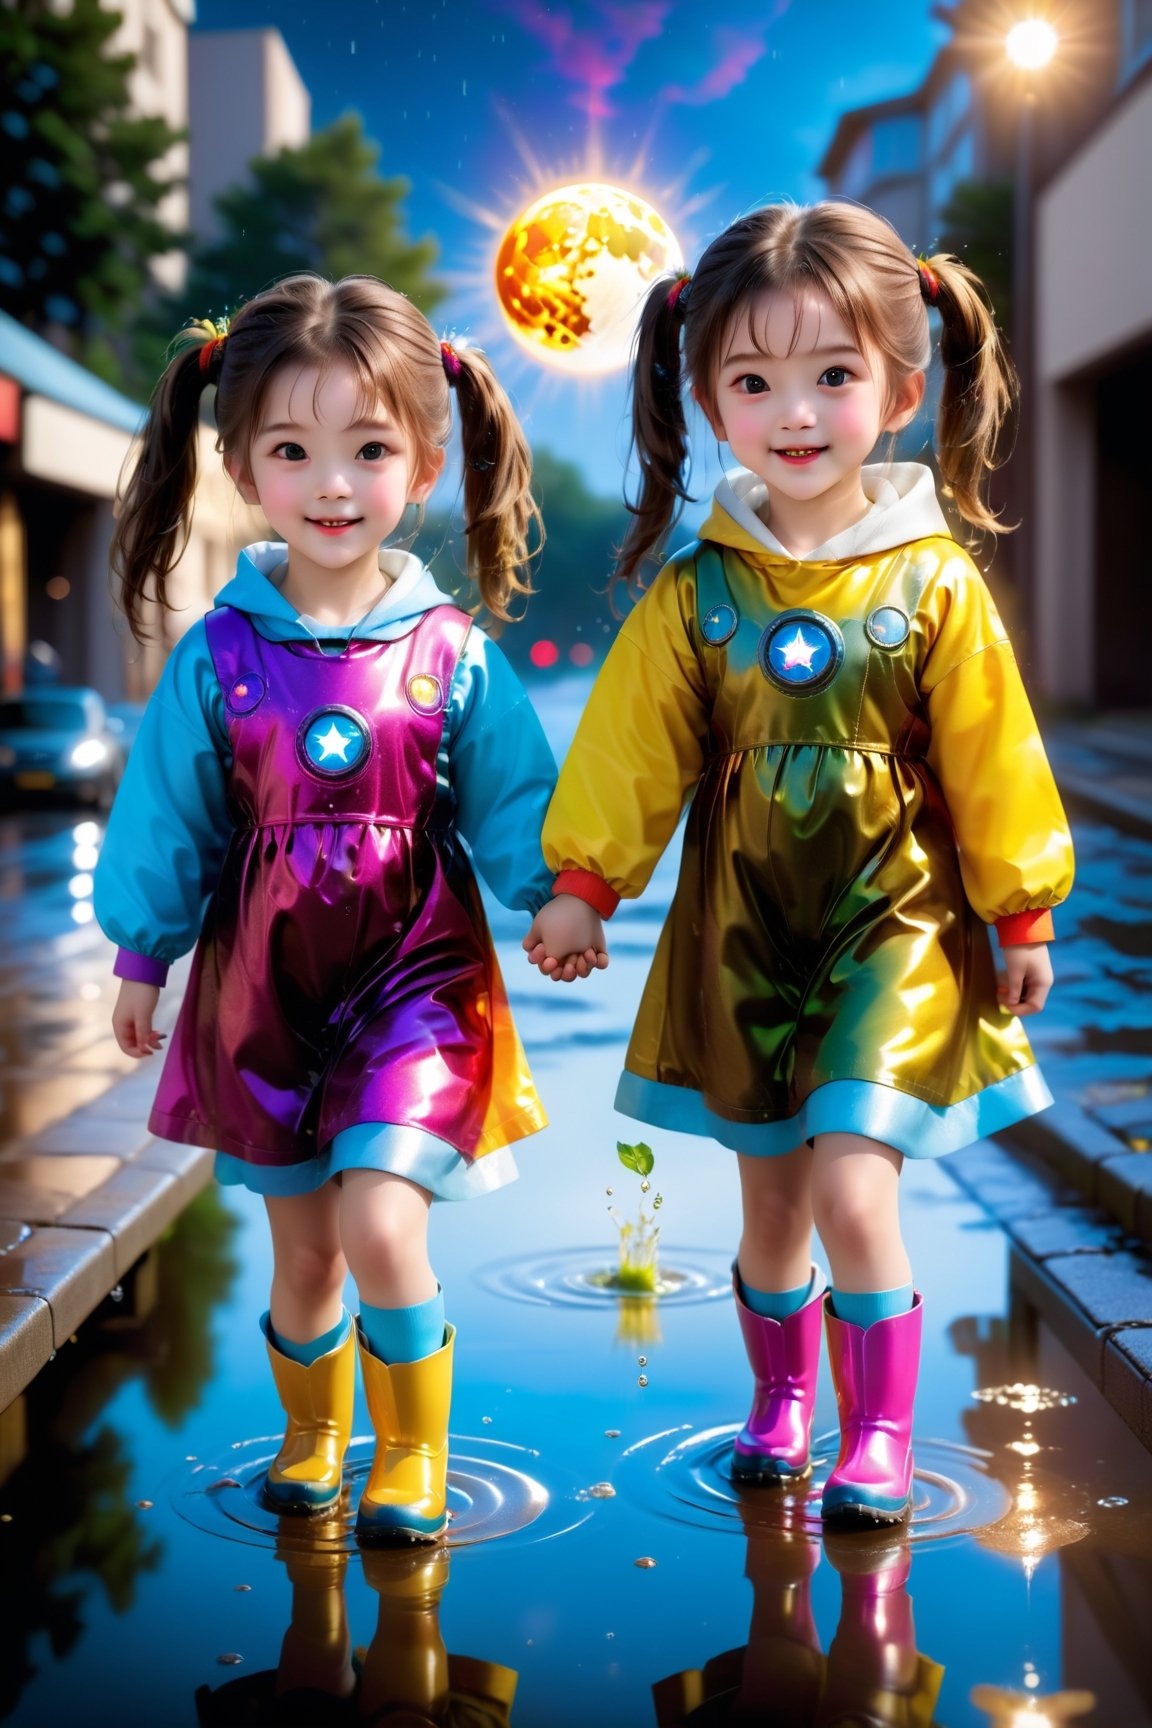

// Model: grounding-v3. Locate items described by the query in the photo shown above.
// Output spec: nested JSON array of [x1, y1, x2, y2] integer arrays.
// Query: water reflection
[[652, 1514, 943, 1726], [195, 1536, 518, 1725], [0, 1187, 240, 1718]]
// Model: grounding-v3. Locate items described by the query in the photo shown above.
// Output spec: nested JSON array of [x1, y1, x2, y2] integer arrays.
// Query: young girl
[[524, 201, 1074, 1524], [95, 274, 584, 1544]]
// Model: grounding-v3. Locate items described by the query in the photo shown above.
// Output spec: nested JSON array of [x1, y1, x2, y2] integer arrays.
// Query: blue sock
[[359, 1291, 446, 1365], [267, 1310, 350, 1366], [739, 1269, 814, 1321], [829, 1284, 914, 1329]]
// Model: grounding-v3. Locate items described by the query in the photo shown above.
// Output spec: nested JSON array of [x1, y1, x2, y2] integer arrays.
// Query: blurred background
[[1, 0, 1148, 713]]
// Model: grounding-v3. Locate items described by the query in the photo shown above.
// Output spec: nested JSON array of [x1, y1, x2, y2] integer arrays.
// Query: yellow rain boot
[[359, 1548, 451, 1716], [356, 1321, 454, 1543], [260, 1312, 355, 1514]]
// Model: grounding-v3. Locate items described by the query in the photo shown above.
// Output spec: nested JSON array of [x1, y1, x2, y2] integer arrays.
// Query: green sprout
[[592, 1141, 664, 1295]]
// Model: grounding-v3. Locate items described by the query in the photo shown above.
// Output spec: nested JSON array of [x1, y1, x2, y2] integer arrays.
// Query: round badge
[[701, 603, 738, 646], [225, 673, 265, 716], [865, 606, 911, 649], [406, 673, 445, 716], [296, 706, 371, 779], [757, 610, 844, 695]]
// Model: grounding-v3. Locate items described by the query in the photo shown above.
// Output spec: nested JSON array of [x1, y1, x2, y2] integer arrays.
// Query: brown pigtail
[[111, 331, 220, 642], [616, 275, 694, 597], [447, 344, 543, 622], [922, 250, 1018, 534]]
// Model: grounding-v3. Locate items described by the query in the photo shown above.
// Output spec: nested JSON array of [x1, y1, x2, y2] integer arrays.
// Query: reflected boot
[[260, 1311, 355, 1514], [731, 1266, 826, 1483], [274, 1540, 356, 1705], [820, 1530, 944, 1725], [356, 1321, 453, 1543], [358, 1547, 450, 1719], [821, 1293, 922, 1525], [732, 1519, 823, 1727]]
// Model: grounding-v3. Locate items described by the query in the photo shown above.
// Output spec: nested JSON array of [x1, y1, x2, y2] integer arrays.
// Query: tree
[[937, 178, 1014, 337], [0, 0, 183, 352], [176, 114, 446, 326]]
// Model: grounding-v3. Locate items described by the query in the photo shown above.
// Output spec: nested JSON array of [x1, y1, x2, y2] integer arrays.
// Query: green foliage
[[0, 0, 184, 339], [175, 113, 446, 326], [937, 178, 1014, 335], [617, 1139, 654, 1176]]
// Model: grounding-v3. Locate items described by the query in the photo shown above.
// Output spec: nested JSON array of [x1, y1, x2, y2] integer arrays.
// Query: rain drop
[[109, 1285, 124, 1303], [606, 1187, 614, 1195], [604, 1429, 621, 1438], [606, 1631, 615, 1639], [234, 1584, 252, 1592], [637, 1374, 649, 1387], [136, 1499, 154, 1510], [1097, 1495, 1129, 1508], [637, 1356, 647, 1366], [482, 1415, 493, 1425], [634, 1556, 657, 1568], [587, 1482, 616, 1499], [640, 1179, 650, 1193], [653, 1195, 663, 1209], [217, 1654, 244, 1666]]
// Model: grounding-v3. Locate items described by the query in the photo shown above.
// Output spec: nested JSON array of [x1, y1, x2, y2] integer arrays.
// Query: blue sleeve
[[94, 622, 233, 970], [446, 631, 557, 914]]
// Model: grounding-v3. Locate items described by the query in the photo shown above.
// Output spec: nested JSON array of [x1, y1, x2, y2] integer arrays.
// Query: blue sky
[[193, 0, 950, 498]]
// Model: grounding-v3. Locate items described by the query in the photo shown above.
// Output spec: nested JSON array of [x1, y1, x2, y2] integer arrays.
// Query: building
[[104, 0, 195, 295], [818, 0, 1148, 708], [188, 29, 311, 244]]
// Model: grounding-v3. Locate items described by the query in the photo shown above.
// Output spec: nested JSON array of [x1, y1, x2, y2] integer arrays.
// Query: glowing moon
[[495, 181, 682, 375]]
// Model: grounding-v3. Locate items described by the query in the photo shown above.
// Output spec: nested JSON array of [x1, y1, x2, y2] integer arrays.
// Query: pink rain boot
[[731, 1267, 826, 1484], [821, 1292, 922, 1524]]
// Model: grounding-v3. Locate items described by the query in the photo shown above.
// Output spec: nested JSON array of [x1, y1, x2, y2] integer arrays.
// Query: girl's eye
[[274, 442, 307, 461], [820, 366, 850, 387], [737, 374, 768, 395], [358, 442, 387, 461]]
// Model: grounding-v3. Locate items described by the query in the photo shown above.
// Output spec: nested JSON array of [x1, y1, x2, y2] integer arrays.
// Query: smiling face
[[701, 287, 923, 554], [229, 360, 443, 610]]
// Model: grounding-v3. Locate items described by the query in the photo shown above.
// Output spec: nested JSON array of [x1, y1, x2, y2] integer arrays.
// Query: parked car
[[0, 687, 126, 808]]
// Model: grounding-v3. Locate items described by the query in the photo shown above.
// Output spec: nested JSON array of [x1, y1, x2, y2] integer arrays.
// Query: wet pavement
[[1, 682, 1151, 1728]]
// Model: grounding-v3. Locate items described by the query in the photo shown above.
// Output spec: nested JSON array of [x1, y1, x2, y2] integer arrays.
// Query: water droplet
[[587, 1482, 616, 1499], [1024, 1672, 1041, 1690], [234, 1584, 252, 1592], [136, 1499, 154, 1510], [185, 1455, 197, 1462], [1, 1513, 12, 1523], [640, 1179, 650, 1192], [604, 1429, 621, 1438], [482, 1416, 493, 1425], [109, 1285, 124, 1303], [637, 1375, 649, 1387], [217, 1653, 243, 1666], [653, 1195, 663, 1209], [634, 1556, 657, 1568], [606, 1631, 615, 1639], [637, 1355, 647, 1366], [1097, 1495, 1128, 1508], [606, 1187, 614, 1195]]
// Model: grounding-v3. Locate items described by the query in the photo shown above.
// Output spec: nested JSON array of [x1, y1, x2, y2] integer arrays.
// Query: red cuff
[[996, 908, 1055, 946], [552, 869, 620, 919]]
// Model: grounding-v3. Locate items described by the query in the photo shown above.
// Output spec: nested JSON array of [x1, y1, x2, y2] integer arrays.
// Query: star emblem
[[314, 720, 355, 761], [778, 627, 818, 672], [297, 706, 370, 778]]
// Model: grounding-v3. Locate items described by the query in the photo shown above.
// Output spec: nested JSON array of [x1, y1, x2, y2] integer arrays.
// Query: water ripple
[[474, 1245, 734, 1309], [171, 1435, 592, 1554], [613, 1424, 1014, 1546]]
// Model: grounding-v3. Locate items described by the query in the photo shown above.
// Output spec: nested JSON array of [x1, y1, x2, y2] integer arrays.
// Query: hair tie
[[440, 339, 462, 384], [917, 259, 940, 305], [666, 273, 692, 314], [192, 315, 230, 377]]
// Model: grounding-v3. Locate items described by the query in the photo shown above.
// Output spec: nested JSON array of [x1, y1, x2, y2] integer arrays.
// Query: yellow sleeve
[[922, 549, 1074, 935], [542, 560, 710, 905]]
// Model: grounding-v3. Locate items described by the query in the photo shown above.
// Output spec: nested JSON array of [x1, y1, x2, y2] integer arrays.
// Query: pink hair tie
[[440, 340, 463, 383], [917, 260, 940, 304], [666, 273, 692, 313]]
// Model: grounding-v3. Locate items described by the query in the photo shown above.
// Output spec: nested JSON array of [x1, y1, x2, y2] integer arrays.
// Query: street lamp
[[1005, 19, 1059, 73]]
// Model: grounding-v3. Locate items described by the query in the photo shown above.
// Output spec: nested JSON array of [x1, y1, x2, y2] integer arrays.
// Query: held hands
[[522, 893, 609, 984], [112, 979, 165, 1057], [998, 942, 1053, 1017]]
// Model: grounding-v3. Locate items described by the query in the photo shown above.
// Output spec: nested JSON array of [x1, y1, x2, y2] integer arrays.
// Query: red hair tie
[[440, 340, 462, 383], [917, 260, 940, 305], [198, 336, 224, 375], [666, 273, 692, 314]]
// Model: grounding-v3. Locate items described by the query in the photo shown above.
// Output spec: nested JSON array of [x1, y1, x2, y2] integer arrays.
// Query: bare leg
[[810, 1131, 912, 1293], [736, 1143, 815, 1291], [265, 1186, 348, 1343], [338, 1169, 437, 1308]]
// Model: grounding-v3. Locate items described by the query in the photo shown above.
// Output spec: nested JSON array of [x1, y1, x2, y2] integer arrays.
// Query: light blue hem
[[214, 1122, 518, 1200], [614, 1067, 1052, 1160]]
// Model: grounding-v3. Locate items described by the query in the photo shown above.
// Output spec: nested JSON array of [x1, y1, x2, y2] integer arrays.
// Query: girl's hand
[[998, 942, 1053, 1017], [112, 980, 165, 1057], [522, 893, 609, 983]]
